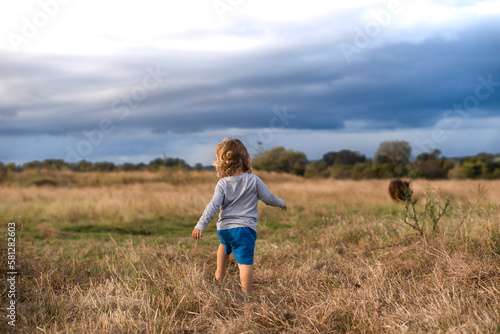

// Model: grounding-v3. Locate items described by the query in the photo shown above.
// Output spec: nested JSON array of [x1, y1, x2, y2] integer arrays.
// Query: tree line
[[252, 141, 500, 180], [1, 140, 499, 179], [0, 157, 200, 174]]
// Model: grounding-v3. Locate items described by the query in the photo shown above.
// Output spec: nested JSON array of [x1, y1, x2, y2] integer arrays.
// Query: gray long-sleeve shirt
[[194, 173, 285, 232]]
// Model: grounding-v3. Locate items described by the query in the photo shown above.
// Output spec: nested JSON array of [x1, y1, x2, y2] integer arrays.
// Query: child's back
[[195, 173, 285, 233]]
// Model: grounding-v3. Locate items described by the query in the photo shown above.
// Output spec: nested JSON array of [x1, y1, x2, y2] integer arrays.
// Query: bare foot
[[215, 270, 225, 281]]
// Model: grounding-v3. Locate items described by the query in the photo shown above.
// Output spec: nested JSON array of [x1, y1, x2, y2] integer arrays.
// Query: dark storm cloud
[[1, 19, 499, 138]]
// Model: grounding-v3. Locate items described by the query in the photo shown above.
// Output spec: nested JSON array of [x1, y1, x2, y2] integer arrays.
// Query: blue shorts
[[217, 227, 257, 265]]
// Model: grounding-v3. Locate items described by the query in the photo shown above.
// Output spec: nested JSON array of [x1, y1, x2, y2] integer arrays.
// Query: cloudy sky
[[1, 0, 499, 166]]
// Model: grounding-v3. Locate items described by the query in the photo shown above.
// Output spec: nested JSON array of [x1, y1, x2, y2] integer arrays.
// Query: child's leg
[[237, 263, 253, 293], [216, 243, 230, 280]]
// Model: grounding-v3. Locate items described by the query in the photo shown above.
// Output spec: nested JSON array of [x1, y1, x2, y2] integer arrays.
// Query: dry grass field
[[1, 170, 499, 333]]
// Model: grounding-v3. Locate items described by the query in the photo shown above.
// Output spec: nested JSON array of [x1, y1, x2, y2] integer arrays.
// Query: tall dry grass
[[3, 172, 499, 228], [1, 171, 499, 332]]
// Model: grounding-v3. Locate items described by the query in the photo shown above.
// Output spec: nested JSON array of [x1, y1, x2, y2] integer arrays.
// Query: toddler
[[192, 137, 286, 293]]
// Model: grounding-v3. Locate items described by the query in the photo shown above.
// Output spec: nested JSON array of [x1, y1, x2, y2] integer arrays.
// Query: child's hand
[[281, 205, 287, 211], [192, 228, 203, 240]]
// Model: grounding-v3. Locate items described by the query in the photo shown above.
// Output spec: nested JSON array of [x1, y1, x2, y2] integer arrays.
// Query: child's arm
[[256, 177, 286, 209], [192, 181, 224, 239]]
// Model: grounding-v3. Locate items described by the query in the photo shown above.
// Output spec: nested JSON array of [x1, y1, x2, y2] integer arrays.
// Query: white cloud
[[3, 0, 496, 55]]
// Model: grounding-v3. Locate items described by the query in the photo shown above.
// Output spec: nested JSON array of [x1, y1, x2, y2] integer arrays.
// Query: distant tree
[[121, 163, 137, 171], [351, 161, 393, 179], [93, 161, 116, 172], [413, 149, 453, 179], [475, 152, 495, 163], [334, 150, 367, 165], [322, 150, 366, 166], [5, 162, 20, 173], [351, 162, 375, 179], [462, 160, 484, 179], [328, 165, 353, 179], [75, 160, 93, 172], [194, 163, 204, 170], [135, 163, 146, 170], [375, 140, 412, 176], [165, 157, 190, 169], [42, 159, 66, 170], [322, 152, 338, 166], [252, 146, 283, 172], [149, 157, 190, 169], [493, 168, 500, 179], [252, 146, 307, 175], [304, 161, 328, 178], [0, 162, 6, 181], [149, 158, 164, 166], [375, 140, 412, 166], [23, 160, 43, 169], [415, 149, 441, 163], [448, 152, 500, 179], [277, 149, 307, 175]]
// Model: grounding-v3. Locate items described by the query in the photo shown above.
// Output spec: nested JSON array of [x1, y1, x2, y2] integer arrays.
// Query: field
[[1, 170, 499, 333]]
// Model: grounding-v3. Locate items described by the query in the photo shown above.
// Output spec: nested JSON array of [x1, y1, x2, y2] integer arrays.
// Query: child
[[192, 137, 286, 293]]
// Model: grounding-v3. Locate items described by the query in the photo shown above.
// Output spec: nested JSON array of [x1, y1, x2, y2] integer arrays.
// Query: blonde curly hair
[[213, 137, 252, 178]]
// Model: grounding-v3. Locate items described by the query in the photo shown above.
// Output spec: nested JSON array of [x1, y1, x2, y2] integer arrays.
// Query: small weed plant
[[401, 182, 487, 241]]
